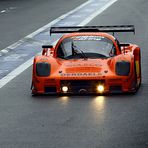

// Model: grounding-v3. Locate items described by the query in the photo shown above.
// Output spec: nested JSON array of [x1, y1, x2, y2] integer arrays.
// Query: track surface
[[0, 0, 87, 49], [0, 0, 148, 148]]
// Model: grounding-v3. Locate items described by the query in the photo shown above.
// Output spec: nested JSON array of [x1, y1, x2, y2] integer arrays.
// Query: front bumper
[[32, 77, 137, 95]]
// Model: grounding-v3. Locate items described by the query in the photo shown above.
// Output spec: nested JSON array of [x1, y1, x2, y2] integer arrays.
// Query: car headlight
[[116, 61, 130, 76], [36, 62, 50, 77], [97, 85, 104, 93], [62, 86, 69, 93]]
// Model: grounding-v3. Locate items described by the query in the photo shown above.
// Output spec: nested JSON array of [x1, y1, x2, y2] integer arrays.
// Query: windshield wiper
[[72, 42, 87, 60]]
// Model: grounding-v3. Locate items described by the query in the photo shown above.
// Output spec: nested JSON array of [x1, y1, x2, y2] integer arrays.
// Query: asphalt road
[[0, 0, 87, 50], [0, 0, 148, 148]]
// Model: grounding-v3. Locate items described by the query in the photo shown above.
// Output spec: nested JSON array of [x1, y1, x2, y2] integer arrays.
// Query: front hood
[[57, 59, 109, 77], [51, 54, 132, 78], [64, 60, 102, 73]]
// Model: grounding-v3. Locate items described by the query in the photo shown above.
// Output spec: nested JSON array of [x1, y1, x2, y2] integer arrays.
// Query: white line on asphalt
[[0, 49, 9, 53], [1, 0, 92, 52], [0, 10, 6, 13], [0, 58, 34, 88], [0, 0, 118, 88], [0, 7, 17, 14], [79, 0, 118, 26], [22, 0, 92, 39]]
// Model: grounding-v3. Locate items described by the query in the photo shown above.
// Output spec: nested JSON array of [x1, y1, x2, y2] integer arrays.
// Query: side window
[[109, 45, 116, 57], [57, 44, 64, 57], [63, 41, 72, 57], [57, 38, 73, 58]]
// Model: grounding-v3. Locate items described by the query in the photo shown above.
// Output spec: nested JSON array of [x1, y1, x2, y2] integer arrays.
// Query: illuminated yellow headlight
[[62, 86, 68, 92], [97, 85, 104, 93]]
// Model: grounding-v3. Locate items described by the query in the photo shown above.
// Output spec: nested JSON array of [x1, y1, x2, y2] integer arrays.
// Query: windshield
[[57, 36, 116, 59]]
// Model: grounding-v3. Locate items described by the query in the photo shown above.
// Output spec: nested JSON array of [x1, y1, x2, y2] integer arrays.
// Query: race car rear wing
[[50, 25, 135, 35]]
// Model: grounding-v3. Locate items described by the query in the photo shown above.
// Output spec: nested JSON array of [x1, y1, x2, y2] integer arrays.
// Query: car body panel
[[31, 26, 141, 95]]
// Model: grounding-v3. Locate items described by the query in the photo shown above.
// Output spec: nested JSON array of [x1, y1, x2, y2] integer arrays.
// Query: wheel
[[31, 82, 38, 96]]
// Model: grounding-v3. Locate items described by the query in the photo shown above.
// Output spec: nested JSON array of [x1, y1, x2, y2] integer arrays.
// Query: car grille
[[109, 86, 122, 93], [60, 80, 105, 93], [45, 87, 57, 93]]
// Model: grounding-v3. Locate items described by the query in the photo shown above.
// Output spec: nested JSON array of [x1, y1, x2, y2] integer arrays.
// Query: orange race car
[[31, 25, 141, 95]]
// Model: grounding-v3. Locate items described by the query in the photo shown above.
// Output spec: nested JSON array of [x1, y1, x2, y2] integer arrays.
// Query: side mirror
[[42, 45, 54, 56], [119, 43, 130, 54]]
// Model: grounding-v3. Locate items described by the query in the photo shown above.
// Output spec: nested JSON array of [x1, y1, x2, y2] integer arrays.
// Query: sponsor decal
[[72, 36, 105, 41], [60, 72, 102, 77], [65, 63, 101, 67]]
